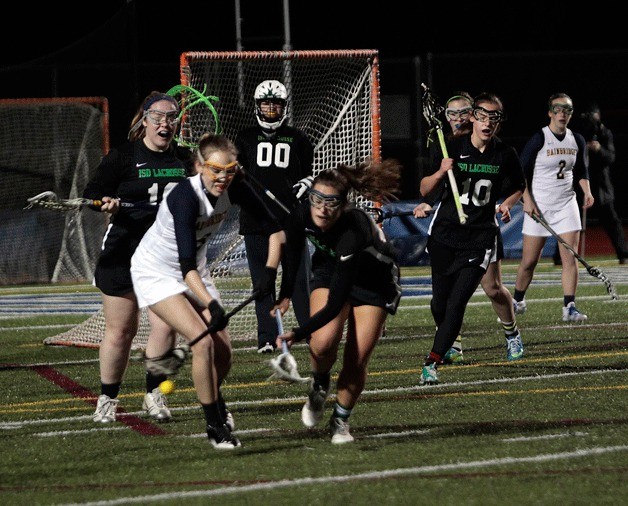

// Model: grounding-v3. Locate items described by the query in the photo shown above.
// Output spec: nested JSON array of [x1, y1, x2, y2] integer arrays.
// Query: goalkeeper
[[235, 80, 314, 354]]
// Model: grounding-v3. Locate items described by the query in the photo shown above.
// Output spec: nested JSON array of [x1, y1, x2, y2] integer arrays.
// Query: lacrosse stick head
[[421, 83, 445, 131], [25, 191, 59, 209], [166, 84, 221, 149], [589, 267, 619, 300], [144, 344, 190, 376], [25, 191, 95, 212], [268, 353, 311, 384]]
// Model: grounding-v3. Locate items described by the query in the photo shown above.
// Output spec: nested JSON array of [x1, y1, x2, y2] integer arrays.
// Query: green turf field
[[1, 259, 626, 505]]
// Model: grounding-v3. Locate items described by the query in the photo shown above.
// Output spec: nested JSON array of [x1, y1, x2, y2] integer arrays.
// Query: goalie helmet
[[254, 80, 288, 131]]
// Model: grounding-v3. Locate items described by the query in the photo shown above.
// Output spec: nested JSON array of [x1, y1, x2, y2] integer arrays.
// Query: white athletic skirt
[[522, 196, 581, 237], [130, 251, 220, 309]]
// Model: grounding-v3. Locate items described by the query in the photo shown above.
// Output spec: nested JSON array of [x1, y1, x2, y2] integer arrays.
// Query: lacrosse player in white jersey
[[131, 133, 284, 449], [513, 93, 594, 322]]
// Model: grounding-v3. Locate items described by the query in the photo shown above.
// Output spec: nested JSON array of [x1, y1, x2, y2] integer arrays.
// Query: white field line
[[60, 445, 628, 505], [2, 367, 625, 430], [501, 431, 588, 442]]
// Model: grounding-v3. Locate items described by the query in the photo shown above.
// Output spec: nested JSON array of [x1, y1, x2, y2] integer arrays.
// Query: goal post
[[44, 49, 381, 349]]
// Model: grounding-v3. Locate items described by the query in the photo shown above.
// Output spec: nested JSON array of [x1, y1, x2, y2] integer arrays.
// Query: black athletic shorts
[[495, 230, 504, 262], [93, 260, 134, 297], [310, 265, 401, 315], [427, 236, 495, 276]]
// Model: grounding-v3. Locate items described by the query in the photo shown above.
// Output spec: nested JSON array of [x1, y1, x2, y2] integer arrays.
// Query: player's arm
[[420, 157, 454, 198], [497, 148, 526, 222], [82, 149, 125, 210]]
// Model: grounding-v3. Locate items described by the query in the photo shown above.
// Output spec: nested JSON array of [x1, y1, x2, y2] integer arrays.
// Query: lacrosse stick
[[267, 311, 310, 384], [144, 291, 259, 376], [580, 206, 587, 256], [25, 191, 154, 212], [189, 291, 260, 347], [166, 84, 221, 149], [240, 167, 292, 215], [362, 206, 434, 224], [420, 83, 467, 225], [531, 212, 618, 300]]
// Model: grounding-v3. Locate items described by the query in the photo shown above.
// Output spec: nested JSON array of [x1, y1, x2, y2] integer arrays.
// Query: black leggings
[[428, 238, 486, 359]]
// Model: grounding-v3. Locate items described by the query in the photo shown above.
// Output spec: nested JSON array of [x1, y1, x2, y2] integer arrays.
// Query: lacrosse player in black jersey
[[418, 93, 526, 385], [268, 162, 402, 444], [235, 80, 314, 354], [83, 91, 189, 424], [427, 92, 525, 365]]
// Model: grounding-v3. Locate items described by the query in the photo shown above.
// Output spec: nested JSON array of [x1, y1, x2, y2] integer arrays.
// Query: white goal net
[[0, 97, 109, 285], [45, 49, 381, 348]]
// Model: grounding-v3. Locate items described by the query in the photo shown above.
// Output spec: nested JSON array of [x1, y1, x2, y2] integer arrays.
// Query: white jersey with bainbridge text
[[530, 126, 579, 210]]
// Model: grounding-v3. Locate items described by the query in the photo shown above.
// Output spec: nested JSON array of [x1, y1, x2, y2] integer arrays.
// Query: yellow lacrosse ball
[[159, 379, 175, 395]]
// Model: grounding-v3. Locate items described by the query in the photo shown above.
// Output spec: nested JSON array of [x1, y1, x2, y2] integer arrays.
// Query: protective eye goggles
[[257, 99, 285, 107], [445, 107, 472, 121], [145, 109, 180, 126], [203, 161, 240, 179], [550, 103, 574, 115], [308, 188, 344, 210], [472, 106, 505, 124]]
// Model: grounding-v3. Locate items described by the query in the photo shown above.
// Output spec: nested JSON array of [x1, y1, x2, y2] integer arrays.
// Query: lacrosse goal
[[0, 97, 109, 285], [45, 49, 381, 349]]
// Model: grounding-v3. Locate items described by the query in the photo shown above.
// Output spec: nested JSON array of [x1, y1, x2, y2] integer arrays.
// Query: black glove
[[208, 300, 229, 332], [254, 266, 277, 300]]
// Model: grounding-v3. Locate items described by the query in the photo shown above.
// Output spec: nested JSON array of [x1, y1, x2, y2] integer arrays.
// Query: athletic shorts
[[309, 264, 402, 315], [93, 261, 134, 297], [492, 230, 504, 263], [522, 197, 581, 236], [130, 252, 221, 309], [427, 236, 494, 276]]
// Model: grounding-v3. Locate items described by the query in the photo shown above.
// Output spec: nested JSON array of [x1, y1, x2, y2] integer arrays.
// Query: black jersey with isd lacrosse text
[[427, 134, 525, 249], [281, 203, 402, 341], [235, 124, 313, 233], [83, 140, 187, 269]]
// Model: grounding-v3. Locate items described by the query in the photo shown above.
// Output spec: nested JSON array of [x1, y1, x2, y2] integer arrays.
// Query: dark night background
[[2, 1, 627, 220]]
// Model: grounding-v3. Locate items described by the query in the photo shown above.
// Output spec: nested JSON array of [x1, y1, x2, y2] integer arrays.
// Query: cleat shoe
[[143, 388, 172, 422], [206, 423, 241, 449], [93, 394, 119, 423], [218, 394, 235, 431], [225, 410, 235, 432], [257, 342, 275, 354], [562, 302, 587, 322], [419, 363, 439, 385], [506, 332, 524, 361], [513, 299, 527, 315], [443, 347, 464, 365], [301, 386, 328, 428], [330, 416, 354, 444]]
